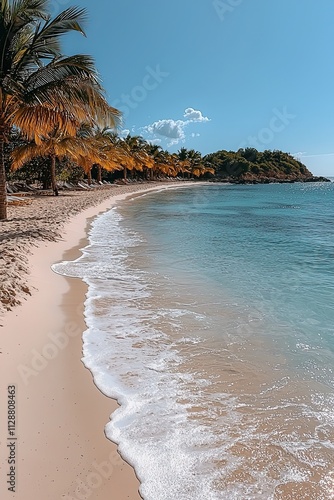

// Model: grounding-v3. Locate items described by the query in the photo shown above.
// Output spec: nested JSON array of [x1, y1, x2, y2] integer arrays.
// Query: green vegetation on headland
[[203, 148, 330, 184], [0, 1, 329, 221]]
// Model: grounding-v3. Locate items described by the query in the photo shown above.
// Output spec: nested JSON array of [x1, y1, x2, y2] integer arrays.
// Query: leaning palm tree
[[0, 0, 120, 219]]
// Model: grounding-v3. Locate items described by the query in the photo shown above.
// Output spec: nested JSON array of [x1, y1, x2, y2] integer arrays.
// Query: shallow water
[[54, 182, 334, 499]]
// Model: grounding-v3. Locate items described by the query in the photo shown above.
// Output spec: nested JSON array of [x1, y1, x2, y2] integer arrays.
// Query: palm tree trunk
[[87, 168, 92, 185], [50, 154, 58, 196], [97, 165, 102, 183], [0, 126, 7, 220], [123, 166, 127, 181]]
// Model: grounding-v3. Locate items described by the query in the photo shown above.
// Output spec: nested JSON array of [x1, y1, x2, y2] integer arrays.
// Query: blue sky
[[59, 0, 334, 176]]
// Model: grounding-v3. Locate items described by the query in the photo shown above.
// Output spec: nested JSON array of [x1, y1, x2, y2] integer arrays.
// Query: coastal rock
[[303, 176, 331, 182]]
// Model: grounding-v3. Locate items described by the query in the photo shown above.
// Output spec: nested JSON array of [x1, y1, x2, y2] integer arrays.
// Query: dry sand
[[0, 184, 161, 317], [0, 182, 191, 500]]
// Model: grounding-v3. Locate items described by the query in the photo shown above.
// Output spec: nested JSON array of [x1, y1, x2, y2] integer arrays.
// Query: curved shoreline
[[0, 181, 202, 499]]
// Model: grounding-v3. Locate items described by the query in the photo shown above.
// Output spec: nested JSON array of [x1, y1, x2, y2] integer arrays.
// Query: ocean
[[53, 182, 334, 499]]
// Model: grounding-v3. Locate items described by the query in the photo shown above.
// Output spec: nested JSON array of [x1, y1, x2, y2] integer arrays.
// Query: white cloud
[[143, 119, 186, 145], [292, 151, 334, 158], [148, 138, 162, 145], [141, 107, 210, 146], [120, 129, 130, 137], [184, 107, 209, 122]]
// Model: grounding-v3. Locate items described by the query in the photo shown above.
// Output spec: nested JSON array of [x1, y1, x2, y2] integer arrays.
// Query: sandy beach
[[0, 182, 186, 500]]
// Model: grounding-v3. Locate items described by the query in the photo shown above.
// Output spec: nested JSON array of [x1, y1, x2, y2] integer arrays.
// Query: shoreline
[[0, 182, 202, 499]]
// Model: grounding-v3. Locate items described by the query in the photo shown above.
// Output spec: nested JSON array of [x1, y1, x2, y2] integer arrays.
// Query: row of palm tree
[[105, 139, 215, 182], [0, 1, 214, 220], [10, 130, 214, 185]]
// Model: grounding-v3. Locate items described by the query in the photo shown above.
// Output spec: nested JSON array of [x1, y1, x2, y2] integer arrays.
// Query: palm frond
[[22, 54, 98, 91], [13, 0, 49, 21], [10, 140, 45, 169], [39, 6, 87, 38], [3, 0, 49, 26], [9, 104, 79, 141]]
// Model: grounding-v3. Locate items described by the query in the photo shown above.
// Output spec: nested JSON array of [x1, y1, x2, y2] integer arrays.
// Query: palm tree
[[152, 150, 179, 178], [11, 133, 89, 193], [10, 126, 125, 191], [0, 0, 120, 218], [78, 126, 121, 184], [177, 148, 214, 178], [75, 131, 125, 184], [116, 135, 139, 181], [93, 129, 112, 183], [144, 143, 162, 180], [122, 135, 157, 181]]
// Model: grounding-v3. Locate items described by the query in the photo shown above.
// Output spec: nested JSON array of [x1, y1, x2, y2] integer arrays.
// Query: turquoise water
[[126, 183, 334, 387], [54, 182, 334, 499]]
